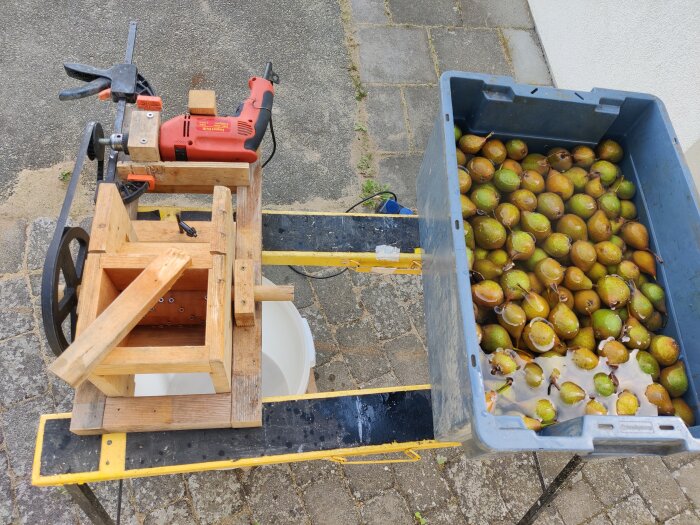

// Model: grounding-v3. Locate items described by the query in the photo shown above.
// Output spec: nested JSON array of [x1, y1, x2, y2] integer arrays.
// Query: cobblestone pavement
[[1, 1, 698, 524]]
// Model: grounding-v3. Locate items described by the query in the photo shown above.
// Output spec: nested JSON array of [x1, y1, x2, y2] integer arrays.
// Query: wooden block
[[102, 393, 232, 432], [49, 249, 192, 388], [206, 253, 233, 393], [94, 345, 210, 375], [126, 110, 161, 162], [104, 267, 210, 292], [132, 220, 212, 243], [234, 259, 255, 326], [87, 375, 135, 397], [210, 186, 233, 254], [234, 284, 294, 302], [70, 382, 107, 435], [188, 90, 217, 116], [89, 184, 138, 253], [117, 161, 249, 193]]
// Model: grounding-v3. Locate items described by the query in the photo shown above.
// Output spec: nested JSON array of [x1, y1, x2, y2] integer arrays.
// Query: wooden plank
[[116, 162, 250, 193], [233, 259, 255, 326], [120, 325, 205, 346], [138, 290, 207, 326], [104, 267, 210, 292], [232, 160, 263, 427], [132, 220, 212, 243], [86, 374, 135, 397], [102, 393, 232, 432], [101, 253, 212, 271], [49, 249, 192, 388], [94, 346, 210, 375], [251, 284, 294, 302], [188, 90, 217, 115], [126, 110, 161, 162], [70, 382, 108, 435], [206, 254, 232, 393], [210, 186, 233, 254], [89, 183, 138, 253]]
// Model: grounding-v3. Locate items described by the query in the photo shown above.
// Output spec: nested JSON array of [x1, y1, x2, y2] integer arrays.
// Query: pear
[[636, 350, 660, 380], [546, 171, 574, 200], [586, 262, 608, 283], [476, 324, 483, 344], [521, 170, 545, 194], [456, 147, 467, 167], [632, 250, 657, 279], [590, 160, 619, 186], [644, 311, 664, 332], [522, 153, 549, 175], [595, 241, 623, 266], [506, 231, 535, 262], [660, 361, 688, 398], [640, 282, 666, 314], [572, 145, 596, 168], [562, 167, 589, 192], [570, 240, 597, 272], [597, 192, 621, 219], [645, 383, 674, 415], [460, 194, 477, 218], [568, 326, 596, 351], [521, 211, 552, 242], [616, 391, 639, 415], [548, 302, 580, 340], [458, 168, 472, 193], [505, 139, 528, 160], [522, 320, 558, 353], [556, 214, 589, 241], [466, 247, 474, 270], [622, 317, 651, 350], [471, 280, 504, 308], [488, 249, 509, 267], [524, 362, 544, 387], [537, 192, 565, 220], [598, 338, 629, 364], [587, 210, 612, 242], [496, 302, 527, 343], [535, 398, 557, 422], [467, 156, 495, 183], [545, 286, 573, 309], [459, 134, 490, 155], [534, 257, 564, 287], [495, 203, 521, 229], [547, 147, 573, 172], [522, 416, 543, 431], [572, 347, 599, 370], [502, 159, 523, 175], [628, 282, 654, 322], [482, 139, 507, 164], [509, 189, 538, 212], [481, 324, 513, 353], [616, 260, 640, 284], [520, 290, 550, 320], [585, 399, 608, 415], [566, 193, 598, 219], [454, 125, 463, 142], [560, 381, 586, 404], [500, 270, 530, 301], [596, 275, 630, 309], [542, 233, 572, 258], [474, 247, 489, 260], [672, 399, 695, 427], [620, 200, 637, 220], [490, 349, 518, 375], [564, 267, 593, 291], [493, 168, 521, 193], [621, 222, 649, 250], [463, 220, 475, 249], [472, 216, 507, 250], [525, 247, 548, 271], [473, 259, 503, 280], [594, 373, 616, 397], [471, 183, 501, 213], [591, 309, 622, 339], [528, 272, 545, 294], [585, 176, 606, 198], [616, 179, 636, 199], [596, 139, 623, 163], [650, 335, 679, 366], [573, 290, 600, 316]]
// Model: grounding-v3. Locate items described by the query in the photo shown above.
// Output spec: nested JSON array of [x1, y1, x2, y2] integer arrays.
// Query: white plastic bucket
[[134, 277, 316, 397]]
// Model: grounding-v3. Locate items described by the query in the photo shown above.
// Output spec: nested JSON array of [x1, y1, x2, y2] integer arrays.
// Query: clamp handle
[[58, 61, 141, 103]]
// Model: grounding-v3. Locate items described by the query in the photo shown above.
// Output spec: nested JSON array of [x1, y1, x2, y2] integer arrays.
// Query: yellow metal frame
[[33, 385, 460, 487]]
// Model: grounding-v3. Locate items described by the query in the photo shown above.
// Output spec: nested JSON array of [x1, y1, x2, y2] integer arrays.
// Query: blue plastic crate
[[417, 71, 700, 456]]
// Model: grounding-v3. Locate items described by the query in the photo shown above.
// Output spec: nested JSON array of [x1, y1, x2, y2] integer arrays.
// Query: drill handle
[[242, 63, 279, 155]]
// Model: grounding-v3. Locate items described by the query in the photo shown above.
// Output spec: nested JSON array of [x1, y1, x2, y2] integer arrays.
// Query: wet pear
[[556, 214, 588, 241], [505, 139, 528, 160], [660, 361, 688, 398], [456, 147, 467, 166], [632, 250, 657, 279], [586, 262, 608, 283], [460, 194, 477, 218], [525, 247, 548, 271], [523, 320, 558, 353], [547, 147, 573, 172], [598, 338, 629, 364], [522, 153, 549, 175], [493, 168, 521, 193], [466, 247, 474, 270], [458, 168, 472, 193], [463, 221, 476, 250], [542, 233, 572, 258], [524, 362, 544, 387], [535, 398, 557, 422], [534, 257, 565, 287], [500, 269, 530, 301], [520, 290, 550, 320], [564, 266, 593, 291], [590, 160, 619, 186], [573, 290, 601, 316], [509, 189, 538, 212], [672, 399, 695, 427], [472, 216, 507, 249], [482, 138, 507, 164], [587, 210, 613, 242], [596, 139, 623, 163], [566, 193, 598, 220], [636, 350, 660, 380], [467, 156, 495, 183], [549, 302, 580, 340], [591, 309, 622, 339], [454, 125, 462, 142], [572, 145, 596, 168], [471, 280, 504, 308], [487, 249, 509, 267], [598, 192, 621, 219], [560, 381, 586, 404], [476, 324, 483, 344], [537, 192, 565, 220], [640, 282, 666, 313], [496, 302, 527, 342], [471, 183, 501, 213], [570, 240, 598, 272], [645, 383, 674, 415], [490, 349, 518, 375], [528, 272, 545, 294], [584, 176, 606, 198], [545, 171, 575, 200], [628, 282, 654, 322], [596, 275, 630, 309], [620, 200, 637, 220], [494, 202, 521, 228], [585, 399, 608, 415], [481, 324, 513, 353], [572, 347, 599, 370], [616, 179, 636, 199], [545, 286, 573, 309], [521, 211, 552, 242], [650, 335, 679, 366], [569, 326, 596, 351], [594, 373, 616, 397], [562, 167, 589, 192], [594, 241, 622, 265], [616, 391, 639, 415], [522, 416, 542, 431], [616, 260, 640, 284], [506, 231, 536, 262], [621, 222, 649, 250], [521, 170, 545, 194], [473, 259, 503, 280], [622, 317, 651, 350], [501, 159, 523, 175], [644, 311, 664, 332], [610, 216, 625, 235], [459, 133, 490, 155], [474, 247, 488, 260]]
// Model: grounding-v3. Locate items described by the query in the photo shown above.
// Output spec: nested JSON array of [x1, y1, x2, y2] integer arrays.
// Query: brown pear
[[548, 302, 580, 340], [587, 210, 612, 242], [632, 250, 657, 279], [534, 257, 565, 287], [546, 171, 575, 200], [564, 267, 593, 291], [496, 302, 527, 343], [471, 280, 504, 308], [556, 214, 589, 241], [621, 222, 649, 250], [573, 290, 601, 316], [509, 189, 538, 212], [570, 240, 598, 272], [596, 275, 630, 309]]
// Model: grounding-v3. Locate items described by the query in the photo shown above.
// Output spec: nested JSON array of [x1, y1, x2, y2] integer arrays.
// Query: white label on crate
[[375, 245, 400, 261]]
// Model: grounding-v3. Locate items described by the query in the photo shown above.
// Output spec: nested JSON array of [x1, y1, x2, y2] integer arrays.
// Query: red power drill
[[159, 62, 279, 163]]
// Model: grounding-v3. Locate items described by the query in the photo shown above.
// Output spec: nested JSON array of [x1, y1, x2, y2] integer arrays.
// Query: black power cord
[[262, 116, 276, 168]]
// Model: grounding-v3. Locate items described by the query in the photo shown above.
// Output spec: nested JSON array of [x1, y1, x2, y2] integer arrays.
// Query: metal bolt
[[168, 297, 175, 303], [146, 112, 154, 118], [158, 297, 164, 303], [140, 137, 147, 144], [107, 440, 112, 445]]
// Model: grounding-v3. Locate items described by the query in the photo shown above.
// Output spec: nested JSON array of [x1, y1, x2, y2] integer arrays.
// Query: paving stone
[[673, 459, 700, 507], [302, 478, 359, 525], [407, 297, 427, 344], [1, 395, 54, 477], [244, 465, 307, 524], [376, 154, 422, 210], [14, 479, 77, 525], [532, 506, 566, 525], [503, 29, 551, 85], [394, 449, 453, 511], [665, 510, 700, 525], [389, 0, 459, 26], [361, 489, 413, 525], [311, 271, 362, 325], [625, 456, 689, 521], [0, 277, 33, 340], [350, 0, 388, 24], [27, 217, 57, 271], [0, 332, 50, 408], [28, 272, 41, 297], [383, 333, 430, 385], [358, 371, 401, 388], [445, 455, 511, 524], [418, 499, 467, 525], [460, 0, 534, 28], [131, 474, 186, 514], [606, 493, 656, 525], [663, 451, 698, 472], [186, 470, 245, 523], [582, 514, 612, 525], [0, 454, 15, 525], [536, 452, 576, 485], [314, 358, 358, 391], [291, 459, 342, 489], [262, 265, 314, 309], [357, 27, 436, 84], [344, 463, 395, 500], [365, 86, 409, 152], [390, 274, 424, 305], [489, 453, 542, 519], [583, 457, 634, 506], [298, 303, 337, 362], [359, 276, 413, 340], [403, 85, 440, 152], [75, 480, 139, 525], [552, 476, 603, 525], [143, 498, 195, 525], [0, 218, 26, 275], [49, 373, 75, 413], [335, 317, 390, 383], [430, 27, 511, 76]]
